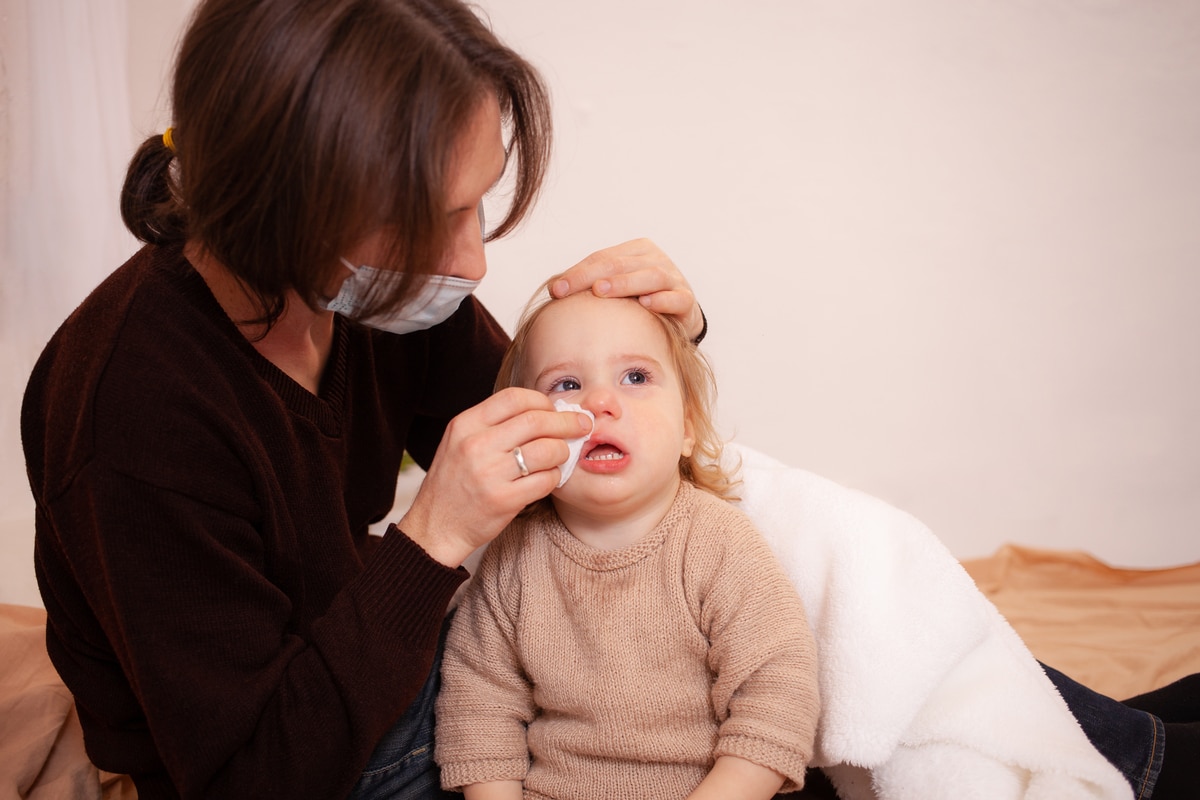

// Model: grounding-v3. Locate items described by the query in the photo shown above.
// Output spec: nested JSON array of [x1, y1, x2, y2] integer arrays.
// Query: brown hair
[[496, 283, 740, 502], [121, 0, 552, 327]]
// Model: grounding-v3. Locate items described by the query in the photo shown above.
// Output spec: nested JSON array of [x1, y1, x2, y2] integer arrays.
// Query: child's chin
[[549, 487, 597, 513]]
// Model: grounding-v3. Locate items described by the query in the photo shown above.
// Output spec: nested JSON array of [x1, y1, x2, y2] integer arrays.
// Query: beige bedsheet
[[963, 543, 1200, 701], [0, 604, 134, 800]]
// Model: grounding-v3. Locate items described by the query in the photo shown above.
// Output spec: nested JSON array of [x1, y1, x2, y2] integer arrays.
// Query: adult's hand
[[550, 238, 705, 342], [398, 387, 593, 568]]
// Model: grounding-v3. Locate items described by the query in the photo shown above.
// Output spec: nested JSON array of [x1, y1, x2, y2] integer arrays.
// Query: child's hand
[[684, 756, 787, 800], [398, 387, 593, 567], [462, 779, 523, 800], [550, 238, 705, 342]]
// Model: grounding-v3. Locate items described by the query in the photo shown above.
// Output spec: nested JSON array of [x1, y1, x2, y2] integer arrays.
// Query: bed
[[0, 603, 134, 800], [3, 544, 1198, 799], [961, 543, 1200, 703]]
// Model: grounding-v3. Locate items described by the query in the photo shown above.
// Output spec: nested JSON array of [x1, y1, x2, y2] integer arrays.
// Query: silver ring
[[512, 446, 530, 478]]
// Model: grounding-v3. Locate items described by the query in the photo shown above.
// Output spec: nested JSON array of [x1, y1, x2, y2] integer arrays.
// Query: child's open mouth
[[584, 444, 625, 462], [578, 440, 630, 474]]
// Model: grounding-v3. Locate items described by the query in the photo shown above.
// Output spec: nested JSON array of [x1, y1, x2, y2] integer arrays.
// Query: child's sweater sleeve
[[434, 531, 534, 790], [694, 501, 821, 792]]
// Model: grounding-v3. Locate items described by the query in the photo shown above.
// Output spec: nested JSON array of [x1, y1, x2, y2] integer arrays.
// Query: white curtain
[[0, 0, 137, 604]]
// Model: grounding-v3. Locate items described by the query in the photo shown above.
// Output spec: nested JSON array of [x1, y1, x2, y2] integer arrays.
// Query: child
[[434, 286, 820, 799]]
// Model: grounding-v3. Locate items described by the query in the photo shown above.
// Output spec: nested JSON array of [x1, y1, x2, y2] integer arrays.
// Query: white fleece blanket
[[725, 443, 1132, 800]]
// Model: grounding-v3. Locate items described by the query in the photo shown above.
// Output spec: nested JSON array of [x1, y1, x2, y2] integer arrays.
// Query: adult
[[22, 0, 701, 797]]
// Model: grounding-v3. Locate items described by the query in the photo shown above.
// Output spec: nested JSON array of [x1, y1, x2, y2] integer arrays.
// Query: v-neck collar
[[167, 251, 350, 437]]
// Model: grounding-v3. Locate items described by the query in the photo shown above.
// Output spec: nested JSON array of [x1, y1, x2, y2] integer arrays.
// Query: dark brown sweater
[[21, 244, 507, 798]]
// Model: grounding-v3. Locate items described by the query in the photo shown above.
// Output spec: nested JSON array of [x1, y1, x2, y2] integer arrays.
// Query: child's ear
[[681, 413, 696, 458]]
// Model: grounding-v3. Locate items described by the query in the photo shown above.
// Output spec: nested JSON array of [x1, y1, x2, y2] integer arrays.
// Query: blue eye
[[621, 369, 650, 386], [548, 377, 581, 393]]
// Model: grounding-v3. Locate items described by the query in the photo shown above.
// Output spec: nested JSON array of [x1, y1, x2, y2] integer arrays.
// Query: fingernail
[[578, 413, 594, 434], [595, 280, 611, 296], [552, 279, 569, 297]]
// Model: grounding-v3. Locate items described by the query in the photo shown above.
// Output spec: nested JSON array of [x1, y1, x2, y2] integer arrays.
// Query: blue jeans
[[348, 618, 457, 800], [1042, 663, 1165, 799]]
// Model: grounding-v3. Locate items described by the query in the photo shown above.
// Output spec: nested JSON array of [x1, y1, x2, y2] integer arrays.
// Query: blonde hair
[[496, 282, 739, 501]]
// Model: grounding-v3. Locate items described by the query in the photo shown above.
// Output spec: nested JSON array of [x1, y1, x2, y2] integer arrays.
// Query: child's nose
[[581, 386, 620, 418]]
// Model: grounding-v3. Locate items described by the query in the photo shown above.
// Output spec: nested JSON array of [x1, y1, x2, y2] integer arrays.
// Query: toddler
[[434, 287, 819, 799]]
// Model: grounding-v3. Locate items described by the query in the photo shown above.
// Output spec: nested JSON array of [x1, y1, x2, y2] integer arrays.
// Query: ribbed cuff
[[714, 734, 812, 792], [355, 524, 467, 643], [439, 758, 529, 791]]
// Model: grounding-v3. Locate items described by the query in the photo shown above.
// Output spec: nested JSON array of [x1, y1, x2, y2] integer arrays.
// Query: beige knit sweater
[[435, 481, 819, 799]]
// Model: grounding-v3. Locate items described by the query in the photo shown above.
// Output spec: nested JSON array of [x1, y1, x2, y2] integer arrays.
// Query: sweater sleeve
[[693, 502, 820, 792], [435, 530, 535, 789], [36, 461, 466, 799]]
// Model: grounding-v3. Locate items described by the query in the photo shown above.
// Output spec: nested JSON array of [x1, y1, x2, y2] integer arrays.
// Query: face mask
[[323, 258, 481, 335]]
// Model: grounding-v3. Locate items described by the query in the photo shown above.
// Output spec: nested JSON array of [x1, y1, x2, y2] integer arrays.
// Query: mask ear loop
[[338, 257, 361, 275]]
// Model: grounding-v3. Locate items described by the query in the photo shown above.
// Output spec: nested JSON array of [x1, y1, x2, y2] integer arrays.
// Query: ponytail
[[120, 133, 186, 245]]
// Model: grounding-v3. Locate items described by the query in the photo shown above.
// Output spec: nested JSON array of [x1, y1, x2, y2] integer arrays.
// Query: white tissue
[[553, 399, 594, 487]]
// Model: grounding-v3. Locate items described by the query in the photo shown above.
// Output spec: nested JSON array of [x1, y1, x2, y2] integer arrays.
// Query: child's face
[[522, 293, 695, 522]]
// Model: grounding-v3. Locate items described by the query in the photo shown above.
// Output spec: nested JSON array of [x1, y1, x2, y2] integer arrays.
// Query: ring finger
[[506, 438, 569, 481]]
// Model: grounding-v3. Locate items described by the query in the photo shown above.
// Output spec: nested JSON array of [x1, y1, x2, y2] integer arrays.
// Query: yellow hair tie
[[162, 127, 176, 152]]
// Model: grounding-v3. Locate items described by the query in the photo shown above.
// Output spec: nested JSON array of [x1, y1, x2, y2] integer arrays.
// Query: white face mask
[[323, 258, 481, 335]]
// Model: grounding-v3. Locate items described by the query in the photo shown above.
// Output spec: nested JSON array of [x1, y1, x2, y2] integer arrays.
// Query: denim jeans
[[348, 617, 457, 800], [1042, 663, 1165, 799]]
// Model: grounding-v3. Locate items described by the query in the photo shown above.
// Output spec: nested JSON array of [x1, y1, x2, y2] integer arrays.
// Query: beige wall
[[127, 0, 193, 137], [477, 1, 1200, 568], [9, 0, 1193, 611]]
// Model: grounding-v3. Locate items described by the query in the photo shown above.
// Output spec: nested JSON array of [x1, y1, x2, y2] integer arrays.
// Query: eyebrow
[[531, 360, 573, 388]]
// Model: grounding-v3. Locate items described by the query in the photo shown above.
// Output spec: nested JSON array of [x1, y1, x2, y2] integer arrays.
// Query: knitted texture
[[436, 482, 819, 798]]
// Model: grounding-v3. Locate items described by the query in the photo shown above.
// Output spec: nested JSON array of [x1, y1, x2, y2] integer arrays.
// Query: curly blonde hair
[[495, 282, 739, 501]]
